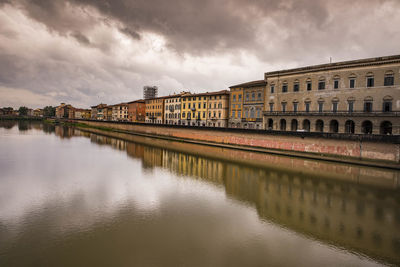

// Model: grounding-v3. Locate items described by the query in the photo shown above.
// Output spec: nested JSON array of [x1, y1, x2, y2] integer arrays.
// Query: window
[[383, 101, 392, 112], [245, 110, 248, 118], [348, 76, 356, 88], [332, 102, 338, 113], [183, 103, 186, 109], [246, 94, 249, 101], [270, 85, 275, 93], [367, 75, 374, 87], [233, 95, 236, 101], [182, 112, 186, 118], [364, 102, 373, 112], [232, 111, 236, 118], [219, 112, 221, 118], [250, 108, 255, 118], [203, 111, 206, 118], [305, 103, 310, 113], [256, 109, 260, 118], [282, 83, 288, 93], [293, 82, 299, 92], [281, 102, 287, 112], [252, 92, 255, 100], [257, 92, 262, 99], [307, 80, 312, 91], [318, 102, 324, 112], [318, 79, 325, 90], [384, 73, 394, 86], [193, 97, 196, 101], [269, 103, 274, 112], [203, 103, 206, 109], [293, 102, 298, 112], [334, 79, 339, 89], [238, 94, 242, 100]]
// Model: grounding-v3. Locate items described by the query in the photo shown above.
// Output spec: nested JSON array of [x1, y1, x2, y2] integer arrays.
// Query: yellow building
[[181, 93, 209, 126], [228, 86, 244, 128], [145, 97, 165, 124]]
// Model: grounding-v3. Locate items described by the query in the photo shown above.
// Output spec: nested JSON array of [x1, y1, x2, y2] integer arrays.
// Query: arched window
[[280, 119, 287, 131], [250, 107, 255, 118], [330, 120, 339, 133], [362, 120, 373, 134], [267, 119, 273, 130], [291, 119, 298, 131], [344, 120, 355, 134], [384, 71, 394, 86], [380, 121, 392, 135], [316, 120, 324, 132], [303, 119, 310, 132]]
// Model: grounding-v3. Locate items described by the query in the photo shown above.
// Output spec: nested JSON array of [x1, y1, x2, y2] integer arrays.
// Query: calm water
[[0, 121, 399, 267]]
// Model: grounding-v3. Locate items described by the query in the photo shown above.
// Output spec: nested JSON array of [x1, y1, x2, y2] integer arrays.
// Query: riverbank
[[0, 116, 43, 121], [66, 119, 400, 169]]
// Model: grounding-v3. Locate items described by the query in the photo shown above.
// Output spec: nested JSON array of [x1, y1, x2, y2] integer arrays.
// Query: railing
[[263, 111, 400, 117]]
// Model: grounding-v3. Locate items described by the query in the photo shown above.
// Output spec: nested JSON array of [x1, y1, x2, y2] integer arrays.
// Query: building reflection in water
[[4, 122, 399, 265]]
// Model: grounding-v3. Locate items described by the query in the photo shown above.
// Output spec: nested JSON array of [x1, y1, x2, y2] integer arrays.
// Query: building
[[181, 93, 209, 126], [112, 103, 129, 121], [206, 90, 230, 127], [90, 103, 107, 120], [33, 108, 44, 117], [128, 100, 145, 122], [145, 97, 165, 124], [74, 109, 91, 119], [164, 92, 190, 125], [228, 85, 244, 128], [56, 103, 75, 119], [263, 55, 400, 135], [143, 86, 158, 99], [229, 80, 266, 129]]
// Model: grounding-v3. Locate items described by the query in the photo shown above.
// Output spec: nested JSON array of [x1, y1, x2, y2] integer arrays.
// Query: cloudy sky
[[0, 0, 399, 108]]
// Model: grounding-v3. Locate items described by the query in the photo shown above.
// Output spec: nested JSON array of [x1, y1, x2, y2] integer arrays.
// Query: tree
[[18, 106, 28, 116], [43, 106, 56, 117]]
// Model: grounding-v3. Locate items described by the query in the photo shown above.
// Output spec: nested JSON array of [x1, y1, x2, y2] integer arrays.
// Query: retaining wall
[[75, 120, 400, 163]]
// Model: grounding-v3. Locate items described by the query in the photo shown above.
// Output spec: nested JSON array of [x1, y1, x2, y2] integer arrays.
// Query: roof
[[229, 80, 266, 88], [127, 99, 145, 104], [264, 54, 400, 78], [181, 90, 230, 97]]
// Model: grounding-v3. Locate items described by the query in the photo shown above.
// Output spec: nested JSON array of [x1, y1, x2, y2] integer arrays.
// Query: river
[[0, 121, 399, 266]]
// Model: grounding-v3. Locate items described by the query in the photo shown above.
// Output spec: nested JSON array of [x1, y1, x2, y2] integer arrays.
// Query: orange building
[[128, 99, 145, 122], [145, 97, 165, 124]]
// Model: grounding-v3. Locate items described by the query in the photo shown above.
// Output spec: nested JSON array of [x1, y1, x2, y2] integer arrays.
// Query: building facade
[[263, 55, 400, 135], [228, 86, 244, 128], [56, 103, 75, 119], [164, 93, 188, 125], [145, 97, 165, 124], [206, 90, 230, 127], [231, 80, 266, 129], [91, 104, 107, 120], [181, 93, 209, 126], [74, 109, 91, 119], [112, 103, 128, 121], [128, 100, 145, 122]]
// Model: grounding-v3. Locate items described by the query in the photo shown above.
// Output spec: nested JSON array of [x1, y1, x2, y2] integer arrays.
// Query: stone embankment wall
[[76, 120, 400, 164]]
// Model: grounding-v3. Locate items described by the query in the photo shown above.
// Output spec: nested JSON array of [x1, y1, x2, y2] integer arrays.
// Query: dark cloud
[[0, 0, 400, 108]]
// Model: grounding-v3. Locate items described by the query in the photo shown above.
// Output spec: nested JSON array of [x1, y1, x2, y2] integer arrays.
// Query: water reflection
[[0, 121, 399, 266]]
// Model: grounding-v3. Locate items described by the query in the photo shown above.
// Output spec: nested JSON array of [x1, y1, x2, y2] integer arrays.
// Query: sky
[[0, 0, 399, 109]]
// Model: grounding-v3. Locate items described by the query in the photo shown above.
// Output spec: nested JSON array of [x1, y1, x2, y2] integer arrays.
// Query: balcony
[[263, 111, 400, 117]]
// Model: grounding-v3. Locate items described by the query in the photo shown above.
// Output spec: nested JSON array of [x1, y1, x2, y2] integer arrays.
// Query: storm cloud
[[0, 0, 399, 108]]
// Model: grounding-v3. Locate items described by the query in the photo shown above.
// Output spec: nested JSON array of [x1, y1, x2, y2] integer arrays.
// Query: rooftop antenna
[[330, 57, 332, 63]]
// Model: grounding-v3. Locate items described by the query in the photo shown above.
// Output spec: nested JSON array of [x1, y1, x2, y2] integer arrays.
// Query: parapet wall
[[76, 120, 400, 164]]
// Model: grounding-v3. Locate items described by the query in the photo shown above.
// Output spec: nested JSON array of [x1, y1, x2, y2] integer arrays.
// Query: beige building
[[111, 103, 128, 121], [206, 90, 230, 127], [263, 55, 400, 134], [164, 92, 190, 125]]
